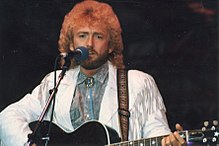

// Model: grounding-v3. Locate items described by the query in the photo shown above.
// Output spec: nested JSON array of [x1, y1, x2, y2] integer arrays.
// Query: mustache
[[87, 47, 97, 55]]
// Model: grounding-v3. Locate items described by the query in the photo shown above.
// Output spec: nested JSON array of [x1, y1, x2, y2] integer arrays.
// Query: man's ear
[[70, 43, 75, 51], [108, 47, 114, 54], [108, 41, 114, 54]]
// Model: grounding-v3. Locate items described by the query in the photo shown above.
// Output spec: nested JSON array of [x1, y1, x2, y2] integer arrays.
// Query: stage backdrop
[[0, 0, 218, 131]]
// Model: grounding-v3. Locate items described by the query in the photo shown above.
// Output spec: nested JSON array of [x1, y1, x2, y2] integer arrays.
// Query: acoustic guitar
[[29, 120, 219, 146]]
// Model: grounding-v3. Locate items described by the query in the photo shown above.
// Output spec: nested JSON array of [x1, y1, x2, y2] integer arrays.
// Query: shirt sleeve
[[128, 70, 171, 140], [0, 74, 53, 146]]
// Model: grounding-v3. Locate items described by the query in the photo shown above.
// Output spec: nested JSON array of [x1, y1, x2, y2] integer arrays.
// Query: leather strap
[[117, 69, 130, 141]]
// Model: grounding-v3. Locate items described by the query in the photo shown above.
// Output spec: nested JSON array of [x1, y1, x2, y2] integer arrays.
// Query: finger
[[175, 123, 183, 131], [169, 133, 178, 146], [161, 137, 166, 146], [165, 135, 172, 146], [174, 131, 186, 145]]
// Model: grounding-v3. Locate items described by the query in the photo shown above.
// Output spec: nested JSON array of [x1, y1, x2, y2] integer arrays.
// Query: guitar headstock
[[182, 120, 219, 145], [200, 120, 219, 144]]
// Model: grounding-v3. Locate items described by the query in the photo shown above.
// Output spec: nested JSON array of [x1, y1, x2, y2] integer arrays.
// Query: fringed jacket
[[0, 62, 171, 146]]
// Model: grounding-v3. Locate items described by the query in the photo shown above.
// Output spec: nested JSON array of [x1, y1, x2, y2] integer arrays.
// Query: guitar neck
[[110, 135, 164, 146], [109, 128, 218, 146]]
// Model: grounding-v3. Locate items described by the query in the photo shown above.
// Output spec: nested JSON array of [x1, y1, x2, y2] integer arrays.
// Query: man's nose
[[86, 36, 93, 48]]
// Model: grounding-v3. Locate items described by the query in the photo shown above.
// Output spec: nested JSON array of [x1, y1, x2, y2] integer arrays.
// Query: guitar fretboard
[[109, 136, 165, 146]]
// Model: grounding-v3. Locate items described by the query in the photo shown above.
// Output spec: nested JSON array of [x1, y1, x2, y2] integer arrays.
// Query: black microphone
[[60, 46, 89, 62]]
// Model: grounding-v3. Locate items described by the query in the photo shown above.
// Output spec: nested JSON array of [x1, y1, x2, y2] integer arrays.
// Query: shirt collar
[[77, 62, 109, 85]]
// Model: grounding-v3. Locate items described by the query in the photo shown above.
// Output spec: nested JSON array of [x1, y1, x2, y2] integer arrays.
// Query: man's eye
[[96, 35, 103, 39], [79, 34, 86, 38]]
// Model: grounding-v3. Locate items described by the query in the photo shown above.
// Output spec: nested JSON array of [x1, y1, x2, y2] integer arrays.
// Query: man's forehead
[[74, 25, 108, 34]]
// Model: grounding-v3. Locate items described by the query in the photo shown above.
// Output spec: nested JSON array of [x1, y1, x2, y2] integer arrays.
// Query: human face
[[73, 25, 113, 70]]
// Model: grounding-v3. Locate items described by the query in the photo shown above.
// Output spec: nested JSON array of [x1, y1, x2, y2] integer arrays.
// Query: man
[[0, 0, 186, 146]]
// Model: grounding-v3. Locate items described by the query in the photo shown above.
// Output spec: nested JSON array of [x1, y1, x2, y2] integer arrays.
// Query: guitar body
[[29, 120, 121, 146]]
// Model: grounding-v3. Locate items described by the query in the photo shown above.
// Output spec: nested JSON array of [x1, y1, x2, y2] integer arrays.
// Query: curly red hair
[[58, 0, 124, 69]]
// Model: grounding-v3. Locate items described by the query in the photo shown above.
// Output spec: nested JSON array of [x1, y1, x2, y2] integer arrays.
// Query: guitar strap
[[117, 69, 130, 141]]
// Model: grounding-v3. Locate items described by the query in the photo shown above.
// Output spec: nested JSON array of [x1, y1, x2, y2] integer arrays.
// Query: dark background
[[0, 0, 218, 131]]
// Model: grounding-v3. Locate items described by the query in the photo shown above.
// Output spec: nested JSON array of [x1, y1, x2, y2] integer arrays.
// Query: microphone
[[61, 46, 89, 62]]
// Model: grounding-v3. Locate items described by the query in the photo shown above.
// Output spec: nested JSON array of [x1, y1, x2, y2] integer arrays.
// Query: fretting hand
[[161, 123, 187, 146]]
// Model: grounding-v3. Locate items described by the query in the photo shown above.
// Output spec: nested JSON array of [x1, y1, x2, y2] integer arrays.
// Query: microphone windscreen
[[74, 46, 89, 61]]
